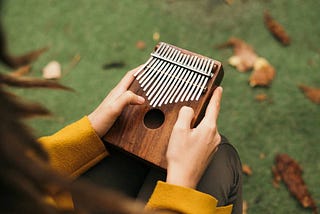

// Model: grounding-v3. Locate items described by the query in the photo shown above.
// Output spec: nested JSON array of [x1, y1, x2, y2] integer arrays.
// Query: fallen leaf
[[242, 164, 253, 176], [264, 11, 291, 46], [42, 61, 62, 79], [9, 65, 31, 77], [218, 37, 258, 72], [136, 40, 146, 50], [224, 0, 234, 5], [249, 57, 276, 87], [255, 93, 268, 102], [153, 32, 160, 42], [259, 153, 266, 159], [273, 154, 317, 213], [242, 200, 248, 214], [298, 85, 320, 104], [102, 61, 125, 70]]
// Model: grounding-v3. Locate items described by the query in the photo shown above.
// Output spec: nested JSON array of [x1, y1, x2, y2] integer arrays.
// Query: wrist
[[166, 165, 198, 189]]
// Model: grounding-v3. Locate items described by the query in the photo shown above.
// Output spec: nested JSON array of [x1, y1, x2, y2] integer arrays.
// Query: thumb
[[114, 91, 145, 113], [174, 106, 195, 130]]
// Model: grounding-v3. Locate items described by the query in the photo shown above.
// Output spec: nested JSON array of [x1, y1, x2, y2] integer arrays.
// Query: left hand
[[88, 66, 145, 137]]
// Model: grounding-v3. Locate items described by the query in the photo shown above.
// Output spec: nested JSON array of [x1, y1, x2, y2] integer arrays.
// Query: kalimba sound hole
[[144, 109, 165, 129]]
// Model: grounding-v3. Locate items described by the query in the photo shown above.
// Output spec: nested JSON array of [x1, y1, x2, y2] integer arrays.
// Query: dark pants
[[79, 136, 242, 214]]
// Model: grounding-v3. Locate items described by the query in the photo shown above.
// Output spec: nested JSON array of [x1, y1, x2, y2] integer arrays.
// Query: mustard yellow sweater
[[39, 116, 232, 214]]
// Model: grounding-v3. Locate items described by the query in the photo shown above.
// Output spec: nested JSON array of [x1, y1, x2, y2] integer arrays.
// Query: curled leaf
[[249, 57, 276, 87], [218, 37, 258, 72], [298, 84, 320, 104], [264, 11, 291, 46], [273, 154, 317, 213], [42, 61, 62, 80]]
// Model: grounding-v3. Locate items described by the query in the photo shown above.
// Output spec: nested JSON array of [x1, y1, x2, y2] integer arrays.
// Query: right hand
[[166, 86, 223, 189]]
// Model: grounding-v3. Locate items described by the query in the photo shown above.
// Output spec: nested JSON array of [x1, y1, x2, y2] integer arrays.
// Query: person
[[0, 65, 242, 213], [39, 66, 243, 214]]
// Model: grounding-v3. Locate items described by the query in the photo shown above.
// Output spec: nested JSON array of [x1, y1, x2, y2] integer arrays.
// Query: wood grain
[[104, 56, 223, 169]]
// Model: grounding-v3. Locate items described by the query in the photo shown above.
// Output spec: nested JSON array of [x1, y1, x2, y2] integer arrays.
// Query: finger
[[111, 91, 145, 116], [200, 86, 223, 126], [174, 106, 195, 130], [115, 65, 143, 91]]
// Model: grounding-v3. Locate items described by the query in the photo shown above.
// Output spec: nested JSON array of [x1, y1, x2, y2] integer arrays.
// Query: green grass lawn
[[1, 0, 319, 213]]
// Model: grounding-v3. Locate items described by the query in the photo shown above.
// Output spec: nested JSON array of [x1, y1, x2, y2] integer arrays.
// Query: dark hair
[[0, 73, 152, 214]]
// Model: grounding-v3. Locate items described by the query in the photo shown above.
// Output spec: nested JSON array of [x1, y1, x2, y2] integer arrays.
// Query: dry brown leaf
[[218, 37, 258, 72], [259, 153, 266, 160], [255, 93, 268, 102], [9, 65, 31, 77], [153, 32, 160, 41], [264, 11, 291, 46], [242, 164, 252, 176], [299, 85, 320, 104], [273, 154, 317, 213], [136, 40, 146, 50], [249, 57, 275, 87], [224, 0, 233, 5], [42, 61, 61, 80], [102, 61, 125, 70]]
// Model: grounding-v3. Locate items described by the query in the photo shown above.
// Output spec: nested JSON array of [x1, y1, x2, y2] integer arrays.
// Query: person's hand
[[166, 86, 223, 189], [88, 67, 145, 137]]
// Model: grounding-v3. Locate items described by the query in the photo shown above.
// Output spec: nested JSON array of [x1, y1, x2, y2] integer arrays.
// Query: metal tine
[[173, 55, 198, 103], [134, 43, 166, 77], [191, 76, 205, 101], [147, 48, 179, 99], [164, 54, 190, 104], [136, 57, 159, 81], [145, 47, 176, 95], [182, 57, 202, 102], [191, 58, 208, 100], [195, 60, 214, 100], [157, 54, 186, 106], [186, 58, 205, 101], [140, 45, 173, 89], [151, 52, 184, 107], [150, 49, 182, 105], [169, 55, 195, 103], [207, 59, 214, 76], [138, 44, 169, 83]]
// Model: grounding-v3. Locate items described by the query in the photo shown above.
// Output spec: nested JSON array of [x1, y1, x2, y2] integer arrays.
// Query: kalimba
[[104, 42, 224, 169]]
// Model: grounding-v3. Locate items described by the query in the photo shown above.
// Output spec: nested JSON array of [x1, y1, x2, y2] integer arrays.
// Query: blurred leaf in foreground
[[272, 154, 317, 213], [249, 57, 276, 87], [264, 11, 291, 46], [299, 85, 320, 104], [217, 37, 258, 72]]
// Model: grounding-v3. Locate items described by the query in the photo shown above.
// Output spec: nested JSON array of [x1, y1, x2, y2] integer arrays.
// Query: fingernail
[[137, 96, 145, 104]]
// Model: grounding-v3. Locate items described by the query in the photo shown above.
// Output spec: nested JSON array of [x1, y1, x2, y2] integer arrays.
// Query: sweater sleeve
[[38, 116, 108, 179], [146, 181, 233, 214]]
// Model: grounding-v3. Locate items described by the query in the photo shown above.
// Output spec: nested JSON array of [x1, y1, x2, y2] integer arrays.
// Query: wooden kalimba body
[[104, 42, 224, 169]]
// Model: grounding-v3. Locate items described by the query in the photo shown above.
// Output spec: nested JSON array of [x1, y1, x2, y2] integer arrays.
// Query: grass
[[1, 0, 320, 213]]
